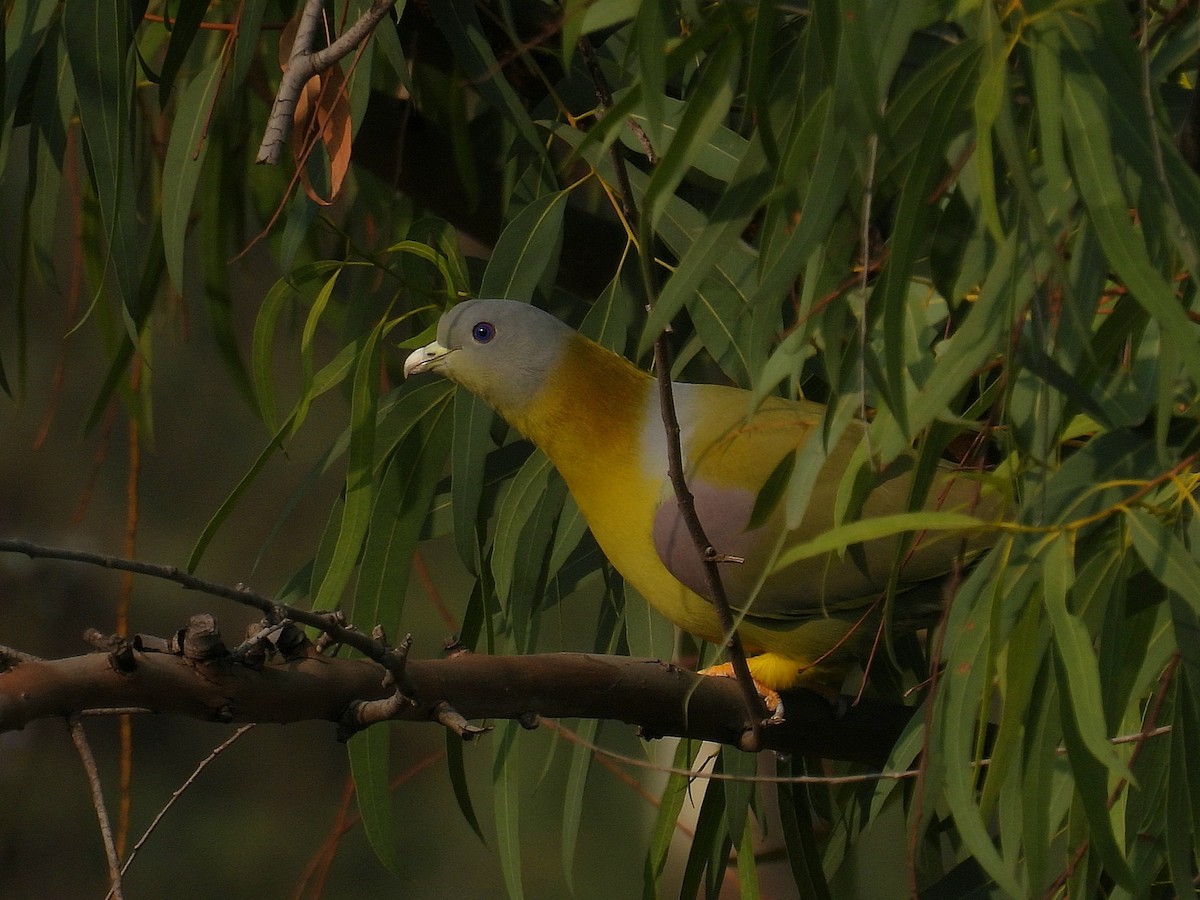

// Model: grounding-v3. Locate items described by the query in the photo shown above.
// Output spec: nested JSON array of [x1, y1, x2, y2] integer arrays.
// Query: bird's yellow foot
[[698, 662, 785, 723]]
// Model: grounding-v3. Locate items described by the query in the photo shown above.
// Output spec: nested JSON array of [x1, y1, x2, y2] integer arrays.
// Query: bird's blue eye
[[472, 321, 496, 344]]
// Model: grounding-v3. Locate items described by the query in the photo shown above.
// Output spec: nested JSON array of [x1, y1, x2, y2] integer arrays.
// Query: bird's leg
[[697, 661, 785, 724]]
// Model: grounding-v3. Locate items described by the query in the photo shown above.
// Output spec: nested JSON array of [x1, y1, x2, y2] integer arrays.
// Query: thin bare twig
[[0, 539, 410, 682], [545, 717, 1174, 787], [107, 725, 257, 899], [70, 719, 124, 900], [256, 0, 397, 164]]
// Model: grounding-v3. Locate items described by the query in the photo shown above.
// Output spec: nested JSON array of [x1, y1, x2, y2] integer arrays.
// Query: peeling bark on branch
[[0, 647, 913, 766]]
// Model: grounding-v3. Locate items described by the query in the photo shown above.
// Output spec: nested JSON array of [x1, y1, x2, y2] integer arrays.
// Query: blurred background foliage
[[3, 0, 1200, 896]]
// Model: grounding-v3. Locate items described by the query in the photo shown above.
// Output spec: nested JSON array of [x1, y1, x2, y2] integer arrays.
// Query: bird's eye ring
[[472, 321, 496, 344]]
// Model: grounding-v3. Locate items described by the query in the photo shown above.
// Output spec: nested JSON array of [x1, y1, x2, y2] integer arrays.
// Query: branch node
[[313, 610, 347, 653], [338, 682, 417, 741], [433, 701, 490, 741], [230, 621, 275, 668], [131, 633, 171, 654], [85, 629, 139, 674], [442, 635, 472, 657], [379, 632, 413, 684], [518, 711, 540, 731], [181, 614, 228, 661], [271, 622, 313, 661], [83, 628, 114, 651], [704, 548, 745, 565]]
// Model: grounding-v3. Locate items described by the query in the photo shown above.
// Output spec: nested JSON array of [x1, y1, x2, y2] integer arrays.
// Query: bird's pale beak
[[403, 341, 451, 378]]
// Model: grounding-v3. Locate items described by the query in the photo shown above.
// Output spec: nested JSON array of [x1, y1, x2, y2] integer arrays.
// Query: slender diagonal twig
[[576, 37, 767, 750], [106, 724, 256, 898], [0, 539, 408, 682], [70, 719, 124, 900]]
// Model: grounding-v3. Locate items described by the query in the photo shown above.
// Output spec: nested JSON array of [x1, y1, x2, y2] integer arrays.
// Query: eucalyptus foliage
[[4, 0, 1200, 896]]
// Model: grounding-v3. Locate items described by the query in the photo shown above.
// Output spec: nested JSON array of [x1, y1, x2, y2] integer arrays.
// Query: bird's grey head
[[403, 299, 574, 419]]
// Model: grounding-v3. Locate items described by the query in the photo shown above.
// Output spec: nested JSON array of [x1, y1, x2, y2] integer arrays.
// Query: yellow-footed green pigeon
[[404, 299, 995, 698]]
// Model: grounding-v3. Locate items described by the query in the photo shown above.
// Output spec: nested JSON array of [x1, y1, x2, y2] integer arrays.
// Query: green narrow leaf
[[370, 0, 411, 92], [479, 190, 570, 300], [312, 329, 384, 612], [157, 0, 210, 104], [63, 0, 139, 312], [644, 740, 698, 898], [970, 0, 1009, 243], [977, 594, 1049, 822], [427, 0, 547, 159], [1054, 649, 1137, 891], [650, 129, 773, 356], [228, 0, 268, 89], [621, 93, 749, 184], [868, 229, 1030, 462], [162, 55, 222, 293], [348, 726, 399, 872], [294, 270, 345, 438], [730, 121, 853, 348], [746, 449, 795, 530], [1041, 534, 1132, 782], [251, 271, 325, 430], [873, 40, 979, 432], [24, 15, 75, 289], [1021, 662, 1065, 895], [1126, 508, 1200, 619], [1061, 50, 1200, 390], [935, 543, 1029, 897], [446, 728, 486, 844], [82, 220, 168, 434], [452, 388, 494, 573], [632, 0, 667, 153], [720, 746, 756, 851], [187, 340, 365, 571], [771, 510, 988, 571], [492, 455, 568, 651], [349, 398, 453, 634], [1165, 691, 1197, 898], [2, 0, 59, 166], [579, 271, 636, 352], [680, 766, 729, 898], [492, 718, 525, 900], [1040, 534, 1136, 890], [561, 718, 600, 893], [735, 817, 759, 900], [775, 758, 832, 900], [197, 150, 255, 407], [641, 30, 740, 233]]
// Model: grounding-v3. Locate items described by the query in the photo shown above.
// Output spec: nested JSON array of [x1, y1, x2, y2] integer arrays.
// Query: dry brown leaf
[[291, 64, 352, 206]]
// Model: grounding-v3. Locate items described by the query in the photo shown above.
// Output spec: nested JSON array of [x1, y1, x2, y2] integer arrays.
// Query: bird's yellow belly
[[593, 523, 861, 690], [564, 469, 728, 644], [572, 473, 861, 687]]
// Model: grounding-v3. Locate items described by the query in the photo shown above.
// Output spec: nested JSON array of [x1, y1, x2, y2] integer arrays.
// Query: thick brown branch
[[0, 649, 911, 766]]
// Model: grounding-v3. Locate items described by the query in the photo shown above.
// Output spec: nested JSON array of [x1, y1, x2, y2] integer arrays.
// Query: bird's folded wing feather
[[650, 390, 991, 623]]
